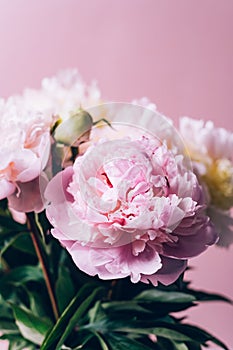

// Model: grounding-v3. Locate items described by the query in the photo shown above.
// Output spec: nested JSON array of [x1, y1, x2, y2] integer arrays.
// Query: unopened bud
[[54, 109, 93, 146]]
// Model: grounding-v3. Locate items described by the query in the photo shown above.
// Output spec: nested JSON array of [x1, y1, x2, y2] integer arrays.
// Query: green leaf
[[83, 314, 228, 349], [184, 343, 201, 350], [26, 290, 49, 318], [0, 232, 31, 257], [5, 335, 36, 350], [12, 234, 35, 255], [0, 298, 14, 319], [92, 331, 110, 350], [171, 324, 229, 350], [41, 284, 105, 350], [11, 304, 52, 345], [0, 319, 19, 335], [68, 333, 94, 349], [0, 265, 43, 287], [0, 230, 17, 245], [156, 337, 189, 350], [0, 331, 37, 350], [0, 266, 44, 305], [135, 289, 196, 304], [102, 301, 153, 315], [173, 343, 189, 350], [56, 286, 104, 349], [105, 333, 151, 350], [89, 301, 107, 324], [55, 265, 75, 313], [151, 327, 193, 342], [9, 344, 35, 350], [104, 321, 193, 341], [150, 322, 228, 349], [186, 288, 232, 304], [80, 317, 161, 336]]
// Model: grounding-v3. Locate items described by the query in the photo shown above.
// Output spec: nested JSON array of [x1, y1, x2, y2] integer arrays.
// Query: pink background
[[0, 0, 232, 348]]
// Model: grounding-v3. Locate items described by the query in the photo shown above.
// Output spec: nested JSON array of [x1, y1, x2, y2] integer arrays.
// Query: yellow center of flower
[[202, 159, 233, 210]]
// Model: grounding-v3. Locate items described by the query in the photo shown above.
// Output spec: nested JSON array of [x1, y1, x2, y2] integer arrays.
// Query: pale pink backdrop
[[0, 0, 232, 348]]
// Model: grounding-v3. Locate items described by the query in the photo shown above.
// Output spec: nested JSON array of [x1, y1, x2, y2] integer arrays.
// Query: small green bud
[[54, 109, 93, 146]]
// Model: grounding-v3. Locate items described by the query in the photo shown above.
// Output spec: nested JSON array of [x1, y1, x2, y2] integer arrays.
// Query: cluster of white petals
[[20, 69, 101, 120]]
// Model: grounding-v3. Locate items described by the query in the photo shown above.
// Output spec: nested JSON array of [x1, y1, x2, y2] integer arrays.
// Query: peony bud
[[53, 109, 93, 146]]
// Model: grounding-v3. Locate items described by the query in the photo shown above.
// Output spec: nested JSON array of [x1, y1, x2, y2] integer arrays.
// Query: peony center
[[203, 159, 233, 210]]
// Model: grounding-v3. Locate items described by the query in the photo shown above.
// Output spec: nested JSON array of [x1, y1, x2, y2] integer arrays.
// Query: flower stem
[[26, 212, 59, 321]]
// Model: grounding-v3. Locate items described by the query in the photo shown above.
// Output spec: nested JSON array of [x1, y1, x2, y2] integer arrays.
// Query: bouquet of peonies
[[0, 70, 232, 350]]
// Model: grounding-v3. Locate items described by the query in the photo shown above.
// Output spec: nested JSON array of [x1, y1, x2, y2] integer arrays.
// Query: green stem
[[26, 212, 59, 321]]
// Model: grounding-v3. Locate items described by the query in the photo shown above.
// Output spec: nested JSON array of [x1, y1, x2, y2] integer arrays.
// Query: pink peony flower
[[179, 117, 233, 247], [0, 99, 52, 212], [179, 117, 233, 164], [45, 127, 217, 285], [0, 70, 101, 215]]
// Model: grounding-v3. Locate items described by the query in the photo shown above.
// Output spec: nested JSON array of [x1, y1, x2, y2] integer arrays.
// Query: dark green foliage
[[0, 204, 231, 349]]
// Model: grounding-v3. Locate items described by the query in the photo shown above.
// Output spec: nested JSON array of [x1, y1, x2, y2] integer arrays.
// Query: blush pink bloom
[[179, 117, 233, 247], [45, 134, 217, 286], [179, 117, 233, 163], [0, 98, 52, 213], [0, 70, 102, 217]]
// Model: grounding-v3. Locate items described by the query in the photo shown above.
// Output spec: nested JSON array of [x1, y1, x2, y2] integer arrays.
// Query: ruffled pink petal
[[163, 222, 218, 259], [141, 257, 187, 286], [45, 166, 74, 205], [8, 174, 48, 213], [66, 242, 162, 283], [126, 245, 162, 283], [0, 179, 15, 200], [35, 132, 51, 170], [68, 243, 128, 279], [8, 207, 27, 224]]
